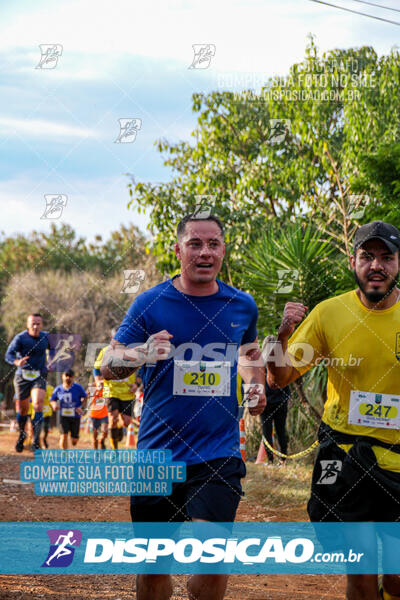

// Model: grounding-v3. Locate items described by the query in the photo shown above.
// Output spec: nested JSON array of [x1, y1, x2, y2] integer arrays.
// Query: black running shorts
[[107, 397, 133, 416], [131, 456, 246, 522], [60, 416, 80, 438], [14, 373, 47, 401], [308, 424, 400, 522]]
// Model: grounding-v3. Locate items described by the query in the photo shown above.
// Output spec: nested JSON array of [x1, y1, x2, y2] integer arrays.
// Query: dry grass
[[243, 460, 313, 514]]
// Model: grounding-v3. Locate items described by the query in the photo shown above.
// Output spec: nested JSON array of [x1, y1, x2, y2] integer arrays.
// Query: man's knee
[[383, 574, 400, 598], [346, 574, 378, 599], [187, 574, 228, 600], [32, 388, 45, 406], [136, 574, 173, 600], [17, 398, 30, 415], [32, 399, 44, 411], [121, 414, 132, 427], [138, 574, 171, 585], [110, 412, 119, 427]]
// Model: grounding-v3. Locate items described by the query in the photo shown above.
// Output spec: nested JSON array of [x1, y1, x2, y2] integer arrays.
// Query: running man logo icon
[[395, 332, 400, 362], [189, 44, 216, 69], [316, 460, 343, 485], [47, 334, 81, 372], [268, 119, 290, 144], [348, 194, 369, 220], [35, 44, 63, 69], [115, 118, 142, 143], [193, 195, 215, 219], [121, 269, 146, 294], [276, 269, 299, 294], [41, 194, 68, 219], [42, 529, 82, 567]]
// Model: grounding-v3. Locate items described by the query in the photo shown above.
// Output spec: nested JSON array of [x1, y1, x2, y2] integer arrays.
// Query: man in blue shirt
[[5, 313, 50, 452], [50, 369, 87, 449], [101, 214, 266, 600]]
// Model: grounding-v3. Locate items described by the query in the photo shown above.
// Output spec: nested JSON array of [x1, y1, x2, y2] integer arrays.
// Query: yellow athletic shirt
[[29, 384, 54, 418], [237, 373, 243, 406], [43, 384, 54, 417], [94, 346, 136, 401], [288, 290, 400, 471]]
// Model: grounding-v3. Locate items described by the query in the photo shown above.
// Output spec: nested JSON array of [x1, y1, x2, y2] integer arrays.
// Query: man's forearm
[[99, 342, 143, 381], [266, 334, 297, 389], [101, 331, 172, 380], [5, 351, 16, 366], [237, 340, 267, 414], [238, 341, 265, 386], [238, 364, 265, 386], [100, 360, 139, 381]]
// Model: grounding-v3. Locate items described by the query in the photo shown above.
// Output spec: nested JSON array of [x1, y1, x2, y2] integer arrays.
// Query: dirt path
[[0, 431, 346, 599]]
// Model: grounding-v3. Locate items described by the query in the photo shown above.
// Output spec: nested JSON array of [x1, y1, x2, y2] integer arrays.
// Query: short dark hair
[[63, 369, 74, 377], [177, 214, 224, 240], [29, 313, 42, 319]]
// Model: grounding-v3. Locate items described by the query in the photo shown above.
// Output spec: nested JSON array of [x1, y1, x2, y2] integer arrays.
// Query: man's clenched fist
[[130, 330, 173, 364], [243, 384, 266, 416], [100, 331, 174, 381], [278, 302, 308, 339]]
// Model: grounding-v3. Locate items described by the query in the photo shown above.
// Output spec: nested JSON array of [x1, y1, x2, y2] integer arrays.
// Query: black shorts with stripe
[[308, 422, 400, 522]]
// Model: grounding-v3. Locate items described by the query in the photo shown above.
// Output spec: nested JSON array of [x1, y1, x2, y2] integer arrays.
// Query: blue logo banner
[[1, 522, 400, 574]]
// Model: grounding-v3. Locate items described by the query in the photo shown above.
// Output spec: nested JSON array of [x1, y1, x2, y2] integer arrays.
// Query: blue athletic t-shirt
[[115, 278, 258, 465], [5, 330, 50, 376], [51, 383, 87, 418]]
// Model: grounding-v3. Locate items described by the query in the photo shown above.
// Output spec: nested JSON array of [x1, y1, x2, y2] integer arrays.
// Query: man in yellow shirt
[[268, 221, 400, 600], [41, 383, 54, 448], [94, 345, 137, 449], [24, 383, 54, 448]]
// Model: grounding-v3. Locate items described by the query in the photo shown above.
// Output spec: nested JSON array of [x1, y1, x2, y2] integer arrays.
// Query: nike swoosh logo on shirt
[[231, 323, 240, 327]]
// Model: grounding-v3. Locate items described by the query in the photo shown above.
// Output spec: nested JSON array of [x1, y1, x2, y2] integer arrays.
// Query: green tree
[[127, 37, 400, 277], [0, 223, 160, 407], [350, 142, 400, 225], [0, 222, 150, 287]]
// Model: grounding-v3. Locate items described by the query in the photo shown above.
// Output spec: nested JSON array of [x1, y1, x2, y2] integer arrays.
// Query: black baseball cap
[[353, 221, 400, 254]]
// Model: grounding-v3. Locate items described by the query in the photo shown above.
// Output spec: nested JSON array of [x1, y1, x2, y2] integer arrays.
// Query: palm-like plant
[[242, 220, 352, 335], [240, 220, 354, 451]]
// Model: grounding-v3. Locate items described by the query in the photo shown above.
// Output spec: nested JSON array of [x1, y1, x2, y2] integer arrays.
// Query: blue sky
[[1, 0, 399, 241]]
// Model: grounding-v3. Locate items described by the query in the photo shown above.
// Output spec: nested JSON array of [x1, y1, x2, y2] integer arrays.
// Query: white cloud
[[0, 117, 97, 140], [0, 175, 150, 241]]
